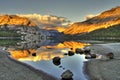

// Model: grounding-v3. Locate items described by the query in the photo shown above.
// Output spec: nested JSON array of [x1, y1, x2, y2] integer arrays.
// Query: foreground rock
[[0, 50, 57, 80], [61, 70, 73, 80], [85, 43, 120, 80]]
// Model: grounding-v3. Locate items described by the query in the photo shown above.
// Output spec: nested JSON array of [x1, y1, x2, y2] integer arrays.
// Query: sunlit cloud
[[17, 13, 70, 31], [85, 14, 98, 20]]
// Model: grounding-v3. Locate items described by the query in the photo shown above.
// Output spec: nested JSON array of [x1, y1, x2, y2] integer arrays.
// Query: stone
[[52, 57, 61, 66], [106, 52, 114, 59], [75, 48, 84, 54], [100, 52, 114, 60], [68, 51, 74, 56], [90, 54, 97, 58], [64, 53, 68, 55], [84, 46, 91, 54], [32, 53, 36, 56], [85, 55, 91, 59], [61, 70, 73, 80]]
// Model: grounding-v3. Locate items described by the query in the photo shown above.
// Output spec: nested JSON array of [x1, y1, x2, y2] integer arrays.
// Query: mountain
[[78, 24, 120, 40], [0, 15, 36, 27], [64, 6, 120, 34]]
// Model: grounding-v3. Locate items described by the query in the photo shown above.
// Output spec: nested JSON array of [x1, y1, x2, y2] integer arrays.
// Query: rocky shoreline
[[0, 50, 57, 80], [84, 43, 120, 80]]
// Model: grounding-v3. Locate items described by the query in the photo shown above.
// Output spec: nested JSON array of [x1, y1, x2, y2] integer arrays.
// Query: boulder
[[75, 48, 84, 54], [106, 52, 114, 59], [90, 54, 97, 58], [85, 55, 91, 59], [101, 52, 114, 60], [68, 51, 74, 56], [52, 57, 61, 66], [84, 46, 91, 54], [61, 70, 73, 80], [32, 53, 36, 56]]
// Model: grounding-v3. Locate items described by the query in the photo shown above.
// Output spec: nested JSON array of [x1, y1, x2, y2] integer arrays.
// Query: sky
[[0, 0, 120, 22]]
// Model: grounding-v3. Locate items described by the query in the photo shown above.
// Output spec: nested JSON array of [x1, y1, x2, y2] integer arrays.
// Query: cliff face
[[0, 15, 36, 27], [64, 6, 120, 34]]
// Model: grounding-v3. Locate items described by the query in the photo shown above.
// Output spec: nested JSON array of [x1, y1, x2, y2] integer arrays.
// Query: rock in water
[[75, 48, 84, 54], [61, 70, 73, 80], [68, 51, 74, 56], [84, 46, 91, 54], [32, 53, 36, 56], [52, 57, 61, 66]]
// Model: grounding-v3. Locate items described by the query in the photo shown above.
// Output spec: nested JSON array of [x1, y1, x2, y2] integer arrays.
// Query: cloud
[[85, 14, 98, 20], [17, 13, 70, 29]]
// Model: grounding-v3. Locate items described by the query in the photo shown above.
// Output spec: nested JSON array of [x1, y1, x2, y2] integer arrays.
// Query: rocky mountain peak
[[0, 15, 36, 27]]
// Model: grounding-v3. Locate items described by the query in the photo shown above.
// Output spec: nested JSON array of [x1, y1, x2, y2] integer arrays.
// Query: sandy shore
[[85, 43, 120, 80], [0, 50, 57, 80]]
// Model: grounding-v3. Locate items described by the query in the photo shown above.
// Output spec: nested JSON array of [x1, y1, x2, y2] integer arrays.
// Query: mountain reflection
[[8, 41, 90, 62], [44, 41, 90, 52]]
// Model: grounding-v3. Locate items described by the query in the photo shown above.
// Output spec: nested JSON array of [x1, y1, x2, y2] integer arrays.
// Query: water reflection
[[8, 41, 90, 62], [6, 40, 90, 80]]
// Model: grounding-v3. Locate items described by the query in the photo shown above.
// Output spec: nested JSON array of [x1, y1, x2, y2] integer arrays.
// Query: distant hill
[[64, 6, 120, 35]]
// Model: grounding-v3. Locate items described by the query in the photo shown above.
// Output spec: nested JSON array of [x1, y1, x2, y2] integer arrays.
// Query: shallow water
[[21, 54, 87, 80]]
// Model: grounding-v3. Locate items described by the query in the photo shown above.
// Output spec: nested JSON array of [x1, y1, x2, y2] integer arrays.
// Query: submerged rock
[[61, 70, 73, 80]]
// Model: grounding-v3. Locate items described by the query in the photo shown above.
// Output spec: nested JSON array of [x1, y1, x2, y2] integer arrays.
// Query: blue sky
[[0, 0, 120, 22]]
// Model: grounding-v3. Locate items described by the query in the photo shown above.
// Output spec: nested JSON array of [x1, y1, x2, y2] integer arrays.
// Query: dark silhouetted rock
[[85, 55, 91, 59], [68, 51, 74, 56], [75, 48, 84, 54], [32, 53, 36, 56], [61, 70, 73, 80], [64, 53, 68, 55], [84, 46, 91, 54], [90, 54, 97, 58], [52, 57, 61, 66]]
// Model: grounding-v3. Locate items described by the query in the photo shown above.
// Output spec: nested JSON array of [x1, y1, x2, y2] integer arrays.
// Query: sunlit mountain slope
[[0, 15, 36, 27], [64, 6, 120, 34]]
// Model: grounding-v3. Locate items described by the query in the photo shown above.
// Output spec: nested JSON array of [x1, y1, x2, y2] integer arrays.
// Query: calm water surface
[[7, 40, 90, 80]]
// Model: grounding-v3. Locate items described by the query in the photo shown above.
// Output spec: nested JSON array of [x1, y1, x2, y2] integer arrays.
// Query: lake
[[3, 39, 119, 80], [4, 40, 91, 80]]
